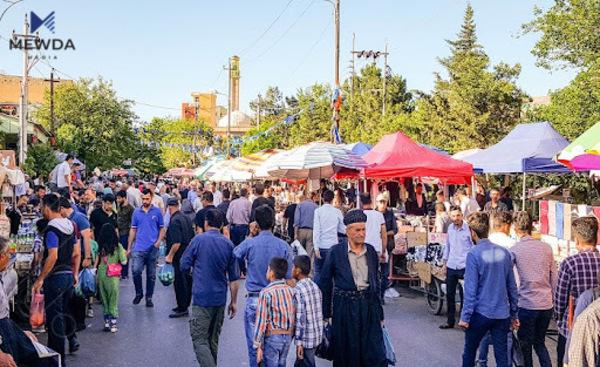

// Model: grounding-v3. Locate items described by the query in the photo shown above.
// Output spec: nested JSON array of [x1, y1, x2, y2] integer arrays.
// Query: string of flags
[[135, 102, 315, 151]]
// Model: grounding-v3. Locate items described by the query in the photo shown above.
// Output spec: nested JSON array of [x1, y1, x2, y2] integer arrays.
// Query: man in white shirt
[[147, 182, 165, 215], [52, 155, 74, 191], [457, 189, 480, 218], [209, 182, 223, 206], [312, 190, 345, 284], [360, 193, 388, 301], [123, 180, 142, 209]]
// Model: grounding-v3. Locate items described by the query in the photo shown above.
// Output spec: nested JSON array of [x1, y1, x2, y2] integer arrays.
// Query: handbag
[[511, 330, 525, 367], [315, 324, 334, 361], [382, 326, 397, 366], [104, 256, 122, 277]]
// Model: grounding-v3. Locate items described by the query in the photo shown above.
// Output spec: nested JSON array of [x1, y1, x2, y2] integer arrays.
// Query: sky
[[0, 0, 576, 123]]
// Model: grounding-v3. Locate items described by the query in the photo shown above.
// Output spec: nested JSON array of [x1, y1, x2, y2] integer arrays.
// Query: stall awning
[[362, 132, 473, 184], [462, 122, 571, 173]]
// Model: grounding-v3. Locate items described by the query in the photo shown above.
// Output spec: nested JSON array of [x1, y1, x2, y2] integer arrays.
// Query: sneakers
[[110, 318, 118, 333], [133, 294, 143, 305], [146, 298, 154, 308], [103, 315, 110, 332], [169, 310, 189, 318], [86, 307, 94, 318], [68, 337, 80, 354]]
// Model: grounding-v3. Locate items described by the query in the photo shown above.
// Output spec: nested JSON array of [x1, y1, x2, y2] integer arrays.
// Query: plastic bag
[[79, 268, 96, 298], [511, 330, 525, 367], [291, 240, 308, 257], [315, 324, 333, 361], [29, 294, 45, 328], [159, 241, 166, 258], [382, 326, 396, 366], [158, 264, 174, 286]]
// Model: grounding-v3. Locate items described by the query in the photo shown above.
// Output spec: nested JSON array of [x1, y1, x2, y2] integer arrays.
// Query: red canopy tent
[[362, 132, 474, 184]]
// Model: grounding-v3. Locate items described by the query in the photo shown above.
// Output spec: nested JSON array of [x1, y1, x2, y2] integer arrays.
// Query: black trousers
[[0, 318, 51, 366], [68, 294, 87, 332], [557, 333, 567, 367], [445, 267, 464, 326], [173, 246, 192, 312]]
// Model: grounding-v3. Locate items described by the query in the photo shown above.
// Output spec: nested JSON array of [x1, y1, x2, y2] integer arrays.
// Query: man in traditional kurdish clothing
[[318, 209, 386, 367]]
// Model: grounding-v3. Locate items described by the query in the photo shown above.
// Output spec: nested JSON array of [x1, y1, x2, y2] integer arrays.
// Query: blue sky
[[0, 0, 575, 122]]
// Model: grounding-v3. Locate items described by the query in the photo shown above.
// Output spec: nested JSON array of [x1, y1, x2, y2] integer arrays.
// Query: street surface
[[46, 276, 557, 367]]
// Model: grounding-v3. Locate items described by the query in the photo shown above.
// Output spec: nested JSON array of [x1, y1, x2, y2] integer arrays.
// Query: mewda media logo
[[30, 11, 56, 34]]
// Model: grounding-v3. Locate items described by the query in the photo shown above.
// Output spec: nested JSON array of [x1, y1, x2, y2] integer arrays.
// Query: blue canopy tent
[[462, 121, 571, 209], [344, 142, 373, 157], [418, 143, 450, 157]]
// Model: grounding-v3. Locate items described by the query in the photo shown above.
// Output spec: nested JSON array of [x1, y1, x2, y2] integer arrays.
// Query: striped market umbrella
[[233, 149, 280, 173], [555, 121, 600, 171], [266, 142, 367, 180], [165, 168, 195, 177]]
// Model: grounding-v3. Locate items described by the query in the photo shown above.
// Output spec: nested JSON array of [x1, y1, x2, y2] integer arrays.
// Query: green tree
[[340, 63, 413, 145], [522, 1, 600, 141], [32, 77, 138, 169], [406, 4, 526, 153], [21, 143, 59, 179], [522, 0, 600, 70]]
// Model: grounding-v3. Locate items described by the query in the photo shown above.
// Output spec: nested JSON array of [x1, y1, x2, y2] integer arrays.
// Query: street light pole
[[227, 57, 232, 157], [334, 0, 340, 87]]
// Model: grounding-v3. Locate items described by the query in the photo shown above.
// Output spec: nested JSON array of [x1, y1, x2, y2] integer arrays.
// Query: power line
[[246, 0, 316, 64], [283, 21, 329, 84], [238, 0, 294, 56]]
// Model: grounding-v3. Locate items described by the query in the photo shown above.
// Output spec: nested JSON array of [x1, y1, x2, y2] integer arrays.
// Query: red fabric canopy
[[362, 132, 474, 184]]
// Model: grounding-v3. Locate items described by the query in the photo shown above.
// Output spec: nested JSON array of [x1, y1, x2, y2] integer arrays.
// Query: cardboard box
[[417, 262, 431, 284], [407, 232, 428, 248]]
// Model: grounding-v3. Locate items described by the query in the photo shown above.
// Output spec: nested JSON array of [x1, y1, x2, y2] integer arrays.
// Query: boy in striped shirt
[[293, 255, 323, 367], [254, 257, 295, 366]]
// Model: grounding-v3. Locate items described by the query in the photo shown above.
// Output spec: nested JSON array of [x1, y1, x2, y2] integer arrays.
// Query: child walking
[[292, 255, 323, 367], [94, 223, 127, 333], [254, 257, 295, 367]]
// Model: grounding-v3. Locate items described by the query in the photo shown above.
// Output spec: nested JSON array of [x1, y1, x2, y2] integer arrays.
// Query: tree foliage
[[21, 143, 59, 179], [522, 0, 600, 70], [32, 77, 138, 170], [406, 4, 526, 154]]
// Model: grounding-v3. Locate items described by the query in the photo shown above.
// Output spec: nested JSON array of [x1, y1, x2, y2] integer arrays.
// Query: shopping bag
[[315, 324, 333, 361], [79, 268, 96, 298], [511, 330, 525, 367], [29, 294, 45, 328], [158, 264, 175, 286], [382, 326, 397, 366], [291, 240, 308, 257]]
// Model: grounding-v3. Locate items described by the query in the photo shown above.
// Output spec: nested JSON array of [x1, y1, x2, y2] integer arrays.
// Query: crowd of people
[[1, 157, 600, 367]]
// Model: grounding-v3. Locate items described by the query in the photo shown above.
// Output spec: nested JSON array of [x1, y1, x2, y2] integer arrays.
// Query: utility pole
[[351, 33, 355, 99], [44, 68, 60, 136], [334, 0, 340, 87], [383, 41, 388, 117], [12, 14, 38, 164]]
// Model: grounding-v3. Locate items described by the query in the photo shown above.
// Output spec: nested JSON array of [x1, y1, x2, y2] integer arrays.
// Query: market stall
[[362, 132, 475, 282], [461, 121, 571, 210]]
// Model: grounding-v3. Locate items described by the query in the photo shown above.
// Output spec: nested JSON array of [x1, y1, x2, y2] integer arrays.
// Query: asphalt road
[[48, 275, 558, 367]]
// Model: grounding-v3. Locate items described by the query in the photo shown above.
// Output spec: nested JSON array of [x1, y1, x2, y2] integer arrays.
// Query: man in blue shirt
[[128, 189, 165, 308], [234, 204, 294, 367], [294, 192, 318, 270], [458, 212, 519, 367], [440, 205, 474, 329], [312, 190, 345, 284], [181, 209, 239, 366]]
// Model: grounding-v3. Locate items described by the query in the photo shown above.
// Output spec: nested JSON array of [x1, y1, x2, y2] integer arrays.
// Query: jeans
[[68, 292, 87, 332], [313, 248, 330, 285], [294, 347, 316, 367], [517, 308, 553, 367], [463, 312, 511, 367], [380, 252, 391, 300], [119, 235, 129, 278], [263, 334, 292, 367], [557, 333, 567, 367], [245, 296, 260, 367], [477, 331, 512, 366], [231, 225, 249, 274], [43, 272, 74, 366], [446, 267, 465, 326], [189, 305, 225, 367], [173, 247, 192, 312], [131, 246, 159, 299]]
